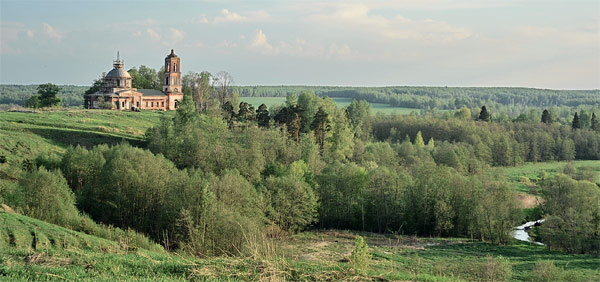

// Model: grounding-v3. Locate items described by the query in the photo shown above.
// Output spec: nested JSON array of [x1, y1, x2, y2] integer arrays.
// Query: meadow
[[1, 210, 598, 281], [495, 160, 600, 194]]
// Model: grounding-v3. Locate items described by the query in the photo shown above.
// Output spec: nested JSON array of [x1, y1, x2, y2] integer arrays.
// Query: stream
[[511, 219, 545, 245]]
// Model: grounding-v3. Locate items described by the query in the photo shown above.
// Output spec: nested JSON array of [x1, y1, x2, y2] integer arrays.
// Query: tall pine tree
[[478, 105, 490, 122], [591, 112, 598, 131], [541, 109, 551, 124], [572, 112, 581, 129]]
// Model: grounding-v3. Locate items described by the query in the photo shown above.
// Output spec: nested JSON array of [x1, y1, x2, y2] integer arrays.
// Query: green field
[[241, 96, 423, 115], [1, 210, 598, 281], [0, 109, 174, 166], [495, 160, 600, 194]]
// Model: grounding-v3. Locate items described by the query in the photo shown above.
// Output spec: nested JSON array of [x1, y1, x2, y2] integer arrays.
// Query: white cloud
[[250, 29, 275, 54], [146, 28, 161, 41], [42, 23, 62, 40], [307, 3, 472, 43], [213, 9, 271, 23]]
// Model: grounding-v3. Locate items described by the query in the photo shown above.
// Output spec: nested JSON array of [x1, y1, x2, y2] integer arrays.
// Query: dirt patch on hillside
[[517, 192, 542, 208], [1, 203, 16, 213]]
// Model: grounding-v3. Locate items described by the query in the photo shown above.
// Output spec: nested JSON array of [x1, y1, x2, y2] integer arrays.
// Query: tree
[[263, 175, 319, 233], [478, 105, 490, 122], [129, 65, 161, 90], [310, 106, 331, 155], [591, 112, 598, 131], [19, 167, 79, 227], [84, 73, 106, 95], [454, 107, 471, 120], [541, 109, 551, 124], [414, 131, 425, 148], [214, 71, 233, 106], [37, 83, 62, 107], [222, 101, 234, 123], [538, 175, 600, 254], [572, 112, 581, 129], [256, 104, 270, 128], [579, 109, 591, 128], [24, 95, 40, 110]]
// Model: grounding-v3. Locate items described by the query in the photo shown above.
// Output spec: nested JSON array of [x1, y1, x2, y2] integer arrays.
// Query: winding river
[[511, 219, 545, 245]]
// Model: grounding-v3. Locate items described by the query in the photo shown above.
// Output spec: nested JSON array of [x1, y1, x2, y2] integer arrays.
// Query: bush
[[350, 235, 370, 275], [18, 166, 80, 228], [263, 175, 318, 233], [472, 256, 512, 281]]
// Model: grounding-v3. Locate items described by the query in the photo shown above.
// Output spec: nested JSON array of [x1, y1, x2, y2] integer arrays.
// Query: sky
[[1, 0, 599, 89]]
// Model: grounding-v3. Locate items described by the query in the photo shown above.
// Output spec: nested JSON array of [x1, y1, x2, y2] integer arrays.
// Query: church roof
[[106, 68, 132, 79], [166, 49, 178, 58], [139, 89, 166, 96]]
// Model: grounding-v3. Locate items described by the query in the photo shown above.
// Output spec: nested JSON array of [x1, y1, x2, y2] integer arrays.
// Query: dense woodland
[[1, 68, 599, 258], [2, 83, 599, 257]]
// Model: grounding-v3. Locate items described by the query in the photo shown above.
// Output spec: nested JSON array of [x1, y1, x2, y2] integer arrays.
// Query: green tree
[[24, 95, 40, 110], [579, 109, 591, 128], [19, 167, 79, 227], [454, 107, 472, 120], [414, 131, 425, 148], [84, 73, 105, 95], [350, 235, 370, 275], [346, 99, 373, 138], [541, 109, 551, 124], [256, 104, 270, 128], [572, 112, 581, 129], [129, 65, 161, 90], [263, 175, 319, 233], [591, 112, 598, 131], [538, 175, 600, 254], [310, 106, 331, 155], [37, 83, 62, 107], [478, 105, 490, 122]]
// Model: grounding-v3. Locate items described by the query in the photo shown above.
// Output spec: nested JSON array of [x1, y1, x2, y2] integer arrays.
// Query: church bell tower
[[163, 49, 182, 94], [163, 49, 183, 109]]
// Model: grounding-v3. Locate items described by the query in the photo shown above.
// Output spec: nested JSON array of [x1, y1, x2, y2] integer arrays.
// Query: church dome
[[106, 67, 132, 79]]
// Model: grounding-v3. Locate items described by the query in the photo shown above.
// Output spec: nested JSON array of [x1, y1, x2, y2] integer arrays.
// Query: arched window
[[166, 77, 169, 85], [117, 79, 121, 87], [174, 63, 177, 72]]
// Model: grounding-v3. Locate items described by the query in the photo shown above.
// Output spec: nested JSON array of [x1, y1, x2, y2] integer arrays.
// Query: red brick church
[[85, 49, 183, 111]]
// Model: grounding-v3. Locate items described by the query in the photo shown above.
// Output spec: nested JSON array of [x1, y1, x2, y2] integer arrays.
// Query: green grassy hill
[[0, 109, 173, 166], [2, 210, 598, 281]]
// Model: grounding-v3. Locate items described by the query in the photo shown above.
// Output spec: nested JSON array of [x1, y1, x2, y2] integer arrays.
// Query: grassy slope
[[0, 109, 174, 166], [1, 211, 598, 281]]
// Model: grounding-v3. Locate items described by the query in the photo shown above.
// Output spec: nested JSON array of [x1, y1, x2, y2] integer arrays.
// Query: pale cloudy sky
[[1, 0, 598, 89]]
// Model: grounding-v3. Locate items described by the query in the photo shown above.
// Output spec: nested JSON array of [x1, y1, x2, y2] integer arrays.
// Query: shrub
[[18, 166, 80, 228], [350, 235, 371, 275], [472, 256, 512, 282]]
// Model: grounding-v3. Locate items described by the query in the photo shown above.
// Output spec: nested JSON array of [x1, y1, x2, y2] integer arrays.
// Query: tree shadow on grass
[[27, 128, 147, 149], [422, 241, 600, 272]]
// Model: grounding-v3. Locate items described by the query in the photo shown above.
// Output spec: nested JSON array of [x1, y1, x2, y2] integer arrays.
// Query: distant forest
[[234, 85, 599, 110], [1, 84, 598, 115]]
